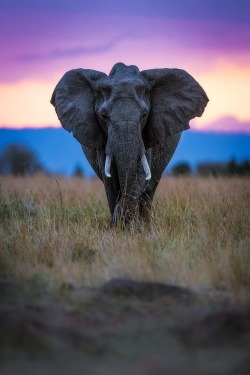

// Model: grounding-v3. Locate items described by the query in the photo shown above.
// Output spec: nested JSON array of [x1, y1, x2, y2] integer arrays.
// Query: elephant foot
[[109, 199, 152, 231], [110, 201, 141, 231]]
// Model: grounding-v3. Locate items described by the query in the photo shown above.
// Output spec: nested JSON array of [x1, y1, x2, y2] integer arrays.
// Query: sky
[[1, 0, 250, 133]]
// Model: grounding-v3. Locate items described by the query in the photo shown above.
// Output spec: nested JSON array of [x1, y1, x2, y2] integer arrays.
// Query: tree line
[[171, 160, 250, 176], [0, 143, 249, 177]]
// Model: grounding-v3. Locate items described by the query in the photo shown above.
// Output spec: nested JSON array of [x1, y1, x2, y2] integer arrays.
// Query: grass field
[[0, 175, 250, 375], [1, 175, 249, 295]]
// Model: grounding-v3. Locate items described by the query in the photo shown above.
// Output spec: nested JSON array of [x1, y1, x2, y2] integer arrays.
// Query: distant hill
[[0, 128, 249, 176]]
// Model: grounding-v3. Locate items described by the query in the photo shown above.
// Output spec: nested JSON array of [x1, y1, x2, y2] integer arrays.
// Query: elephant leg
[[139, 192, 152, 223], [140, 133, 182, 220], [103, 171, 121, 218], [111, 156, 149, 228], [95, 150, 121, 217], [110, 179, 142, 228], [81, 145, 104, 181], [136, 149, 152, 222], [82, 146, 120, 216]]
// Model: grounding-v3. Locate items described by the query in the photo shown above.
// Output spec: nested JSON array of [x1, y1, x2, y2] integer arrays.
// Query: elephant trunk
[[114, 141, 140, 199], [105, 133, 151, 211], [105, 130, 151, 198], [104, 121, 151, 186], [104, 121, 151, 225]]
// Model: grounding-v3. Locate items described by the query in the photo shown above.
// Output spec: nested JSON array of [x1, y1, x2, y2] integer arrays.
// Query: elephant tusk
[[104, 155, 112, 178], [141, 154, 151, 180]]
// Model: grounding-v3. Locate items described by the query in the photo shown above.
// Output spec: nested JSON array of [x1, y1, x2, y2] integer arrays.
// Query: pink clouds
[[2, 118, 250, 135], [192, 117, 250, 134]]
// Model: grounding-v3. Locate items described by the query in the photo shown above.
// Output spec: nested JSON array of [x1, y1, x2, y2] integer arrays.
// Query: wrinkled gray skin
[[51, 63, 208, 227]]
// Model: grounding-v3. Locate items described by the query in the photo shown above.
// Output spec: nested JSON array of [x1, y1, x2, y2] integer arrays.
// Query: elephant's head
[[51, 63, 208, 195]]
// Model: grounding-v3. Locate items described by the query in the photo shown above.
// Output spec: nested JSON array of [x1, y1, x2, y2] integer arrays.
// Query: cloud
[[192, 117, 250, 134], [17, 35, 130, 61]]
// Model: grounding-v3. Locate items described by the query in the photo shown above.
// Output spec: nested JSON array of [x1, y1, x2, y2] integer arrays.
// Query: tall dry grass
[[0, 174, 249, 298]]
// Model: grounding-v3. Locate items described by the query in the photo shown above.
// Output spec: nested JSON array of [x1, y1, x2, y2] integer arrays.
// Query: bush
[[0, 143, 44, 176], [196, 162, 228, 177], [227, 158, 250, 176], [197, 159, 250, 177], [72, 164, 85, 178], [171, 162, 191, 176]]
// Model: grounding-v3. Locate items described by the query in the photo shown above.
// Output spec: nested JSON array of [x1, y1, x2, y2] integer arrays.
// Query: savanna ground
[[0, 175, 250, 375]]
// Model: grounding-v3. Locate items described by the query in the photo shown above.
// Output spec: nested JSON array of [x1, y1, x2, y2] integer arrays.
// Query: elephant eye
[[134, 82, 146, 95], [99, 85, 112, 97], [135, 85, 143, 94], [100, 111, 109, 123]]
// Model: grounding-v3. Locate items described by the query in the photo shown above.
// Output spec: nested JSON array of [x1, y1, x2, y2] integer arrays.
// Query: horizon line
[[0, 126, 250, 136]]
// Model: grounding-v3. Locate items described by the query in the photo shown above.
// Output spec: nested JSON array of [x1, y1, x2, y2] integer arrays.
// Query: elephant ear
[[51, 69, 107, 149], [141, 68, 209, 148]]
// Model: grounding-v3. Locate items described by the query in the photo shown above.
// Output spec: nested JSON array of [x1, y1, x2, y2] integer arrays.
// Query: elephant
[[51, 62, 208, 228]]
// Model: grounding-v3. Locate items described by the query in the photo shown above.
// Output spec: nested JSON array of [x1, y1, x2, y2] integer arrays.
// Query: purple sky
[[1, 0, 250, 80], [1, 0, 250, 131]]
